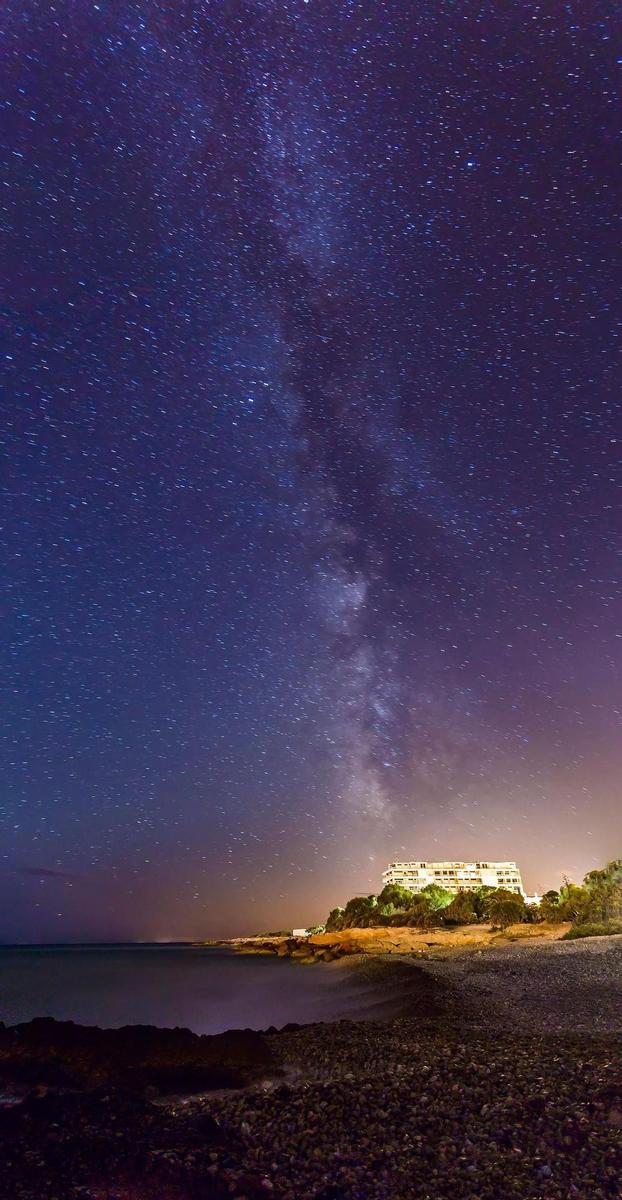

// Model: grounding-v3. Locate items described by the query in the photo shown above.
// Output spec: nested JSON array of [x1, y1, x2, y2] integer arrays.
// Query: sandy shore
[[1, 935, 621, 1199]]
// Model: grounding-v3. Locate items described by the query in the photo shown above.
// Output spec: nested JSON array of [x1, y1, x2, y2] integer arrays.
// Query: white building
[[383, 860, 525, 896]]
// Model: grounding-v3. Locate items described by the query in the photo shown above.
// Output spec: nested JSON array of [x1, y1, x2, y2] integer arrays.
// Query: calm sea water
[[0, 944, 376, 1035]]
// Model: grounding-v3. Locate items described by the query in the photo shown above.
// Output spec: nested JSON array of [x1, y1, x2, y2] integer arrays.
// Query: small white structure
[[292, 928, 309, 937]]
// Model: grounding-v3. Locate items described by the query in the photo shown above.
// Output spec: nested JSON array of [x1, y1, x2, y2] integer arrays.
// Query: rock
[[0, 1017, 277, 1093]]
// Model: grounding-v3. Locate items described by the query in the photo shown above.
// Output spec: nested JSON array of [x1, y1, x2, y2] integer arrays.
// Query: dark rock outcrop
[[0, 1016, 277, 1093]]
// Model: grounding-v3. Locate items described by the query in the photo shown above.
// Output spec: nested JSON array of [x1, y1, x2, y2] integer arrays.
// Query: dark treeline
[[324, 859, 622, 936]]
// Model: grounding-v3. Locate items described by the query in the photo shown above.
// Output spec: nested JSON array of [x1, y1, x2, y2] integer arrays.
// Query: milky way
[[1, 1, 620, 940]]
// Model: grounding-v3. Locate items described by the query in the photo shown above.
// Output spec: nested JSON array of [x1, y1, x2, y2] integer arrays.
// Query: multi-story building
[[382, 860, 525, 896]]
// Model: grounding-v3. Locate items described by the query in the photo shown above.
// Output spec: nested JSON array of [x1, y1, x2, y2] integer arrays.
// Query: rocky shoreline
[[0, 1016, 277, 1094], [1, 937, 621, 1199], [203, 920, 572, 962]]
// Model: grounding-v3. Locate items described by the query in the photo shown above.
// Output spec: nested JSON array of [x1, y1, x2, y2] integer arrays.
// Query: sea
[[0, 943, 380, 1035]]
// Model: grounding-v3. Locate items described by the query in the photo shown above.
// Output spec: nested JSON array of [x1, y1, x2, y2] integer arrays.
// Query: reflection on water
[[0, 945, 373, 1034]]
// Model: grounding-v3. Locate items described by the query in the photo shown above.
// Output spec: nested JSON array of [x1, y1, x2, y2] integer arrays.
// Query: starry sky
[[1, 0, 620, 942]]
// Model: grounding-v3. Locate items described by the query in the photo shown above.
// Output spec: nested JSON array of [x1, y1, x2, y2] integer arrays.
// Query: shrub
[[325, 907, 345, 932], [485, 888, 526, 929], [443, 889, 478, 925], [562, 921, 622, 940], [551, 862, 622, 926], [520, 901, 539, 923], [557, 883, 593, 924], [403, 894, 436, 928], [471, 885, 497, 920], [539, 890, 562, 922], [339, 895, 379, 929], [582, 860, 622, 922]]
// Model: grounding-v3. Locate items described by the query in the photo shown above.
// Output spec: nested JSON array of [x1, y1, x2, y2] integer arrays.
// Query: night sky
[[2, 1, 620, 942]]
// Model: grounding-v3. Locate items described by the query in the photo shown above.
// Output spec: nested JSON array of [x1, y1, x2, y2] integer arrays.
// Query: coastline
[[202, 919, 572, 962], [1, 935, 621, 1199]]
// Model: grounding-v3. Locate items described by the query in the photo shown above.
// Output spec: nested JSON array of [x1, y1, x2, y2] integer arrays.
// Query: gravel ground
[[417, 933, 622, 1036], [191, 936, 622, 1200], [201, 1023, 622, 1200]]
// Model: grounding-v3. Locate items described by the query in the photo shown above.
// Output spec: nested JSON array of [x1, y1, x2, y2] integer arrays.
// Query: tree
[[522, 900, 544, 924], [582, 860, 622, 922], [533, 888, 564, 921], [377, 883, 414, 910], [539, 889, 561, 922], [557, 882, 592, 924], [378, 902, 407, 926], [485, 888, 526, 929], [471, 885, 496, 920], [443, 889, 478, 925], [403, 894, 435, 928], [325, 907, 345, 932], [373, 883, 415, 927], [340, 895, 378, 929], [584, 859, 622, 889], [550, 863, 622, 926], [420, 883, 454, 911]]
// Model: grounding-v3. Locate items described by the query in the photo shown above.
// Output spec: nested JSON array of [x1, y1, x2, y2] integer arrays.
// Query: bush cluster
[[538, 859, 622, 927], [562, 920, 622, 940], [325, 881, 527, 933]]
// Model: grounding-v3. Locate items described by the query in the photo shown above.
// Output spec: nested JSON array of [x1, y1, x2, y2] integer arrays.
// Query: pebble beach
[[1, 936, 621, 1200], [198, 936, 622, 1199]]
